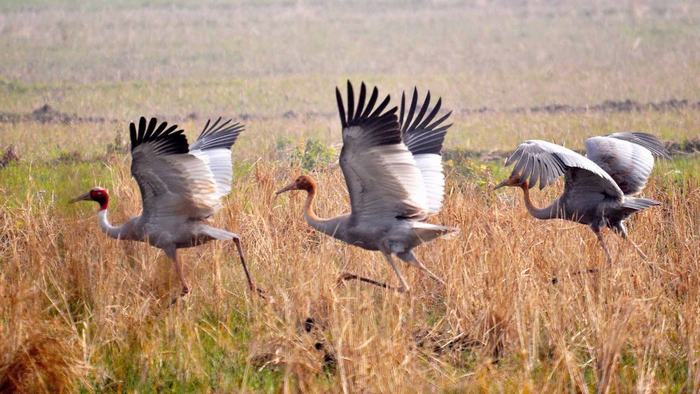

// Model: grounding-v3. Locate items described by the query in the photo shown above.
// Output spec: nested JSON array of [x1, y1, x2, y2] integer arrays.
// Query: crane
[[494, 132, 667, 264], [275, 81, 456, 292], [71, 116, 260, 299]]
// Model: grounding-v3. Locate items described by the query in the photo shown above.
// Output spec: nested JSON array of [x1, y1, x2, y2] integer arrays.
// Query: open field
[[1, 0, 700, 392]]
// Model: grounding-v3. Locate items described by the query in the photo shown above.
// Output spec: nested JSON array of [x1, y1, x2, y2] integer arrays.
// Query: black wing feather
[[409, 92, 430, 131], [336, 81, 400, 146], [400, 88, 452, 155], [347, 80, 355, 122], [369, 93, 391, 118], [189, 116, 244, 151], [417, 98, 440, 129], [130, 116, 188, 155], [360, 87, 379, 119]]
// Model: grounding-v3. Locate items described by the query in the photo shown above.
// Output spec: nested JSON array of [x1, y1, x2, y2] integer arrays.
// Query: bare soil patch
[[0, 104, 106, 124], [2, 99, 700, 126]]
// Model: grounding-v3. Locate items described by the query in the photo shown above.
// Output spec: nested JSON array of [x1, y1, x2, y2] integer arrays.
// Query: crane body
[[71, 117, 258, 298], [495, 133, 666, 263], [277, 81, 455, 292]]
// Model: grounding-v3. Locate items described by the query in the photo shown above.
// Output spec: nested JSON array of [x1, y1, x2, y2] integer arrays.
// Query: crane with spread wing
[[276, 81, 456, 292], [71, 117, 260, 299], [495, 132, 666, 263]]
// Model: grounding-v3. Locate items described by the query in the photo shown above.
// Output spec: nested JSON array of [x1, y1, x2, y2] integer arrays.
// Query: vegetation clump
[[0, 145, 19, 168], [290, 139, 336, 171]]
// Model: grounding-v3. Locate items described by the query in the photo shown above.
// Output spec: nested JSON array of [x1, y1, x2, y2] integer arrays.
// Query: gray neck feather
[[522, 187, 561, 220], [302, 188, 347, 240], [98, 210, 125, 240], [304, 212, 346, 239]]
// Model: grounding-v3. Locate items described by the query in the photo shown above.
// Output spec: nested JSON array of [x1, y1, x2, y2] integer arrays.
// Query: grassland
[[1, 0, 700, 392]]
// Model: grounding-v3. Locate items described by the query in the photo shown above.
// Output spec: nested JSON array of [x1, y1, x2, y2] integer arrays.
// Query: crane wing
[[606, 132, 667, 157], [505, 139, 623, 199], [189, 117, 244, 200], [336, 81, 428, 223], [585, 132, 665, 195], [400, 88, 452, 213], [130, 117, 220, 221]]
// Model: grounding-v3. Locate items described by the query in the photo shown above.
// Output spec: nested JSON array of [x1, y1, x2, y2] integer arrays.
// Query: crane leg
[[594, 230, 613, 265], [201, 226, 264, 298], [335, 252, 409, 292], [383, 252, 410, 293], [336, 272, 393, 289], [627, 239, 648, 260], [398, 251, 446, 286], [613, 222, 649, 260], [165, 246, 189, 299], [230, 234, 264, 297]]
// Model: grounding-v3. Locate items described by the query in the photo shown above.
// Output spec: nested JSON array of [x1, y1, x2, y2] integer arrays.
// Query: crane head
[[70, 187, 109, 210], [275, 175, 316, 195], [493, 174, 528, 190]]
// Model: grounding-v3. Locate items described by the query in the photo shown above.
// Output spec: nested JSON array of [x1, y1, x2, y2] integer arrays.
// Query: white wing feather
[[412, 154, 444, 212], [505, 139, 624, 199], [399, 88, 452, 214], [190, 148, 232, 199]]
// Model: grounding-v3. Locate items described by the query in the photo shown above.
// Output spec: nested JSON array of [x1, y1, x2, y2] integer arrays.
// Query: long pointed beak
[[493, 179, 509, 190], [69, 191, 91, 203], [275, 182, 296, 196]]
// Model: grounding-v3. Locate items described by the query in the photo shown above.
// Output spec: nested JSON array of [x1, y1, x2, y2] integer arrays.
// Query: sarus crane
[[494, 132, 666, 264], [71, 117, 260, 298], [276, 81, 456, 292]]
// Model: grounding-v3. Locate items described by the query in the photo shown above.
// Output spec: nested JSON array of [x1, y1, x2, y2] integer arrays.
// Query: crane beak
[[275, 182, 297, 196], [69, 191, 91, 203], [493, 179, 509, 190]]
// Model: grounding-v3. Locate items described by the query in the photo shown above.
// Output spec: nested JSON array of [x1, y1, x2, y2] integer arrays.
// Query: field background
[[1, 0, 699, 392]]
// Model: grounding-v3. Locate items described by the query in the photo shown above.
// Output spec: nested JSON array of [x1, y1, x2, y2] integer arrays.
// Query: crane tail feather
[[622, 197, 660, 211]]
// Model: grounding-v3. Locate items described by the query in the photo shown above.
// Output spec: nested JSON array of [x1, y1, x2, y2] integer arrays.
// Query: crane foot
[[250, 285, 267, 300], [168, 286, 190, 306], [336, 272, 406, 292], [550, 268, 599, 284]]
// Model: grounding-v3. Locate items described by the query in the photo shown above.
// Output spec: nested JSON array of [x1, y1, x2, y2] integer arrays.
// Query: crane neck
[[520, 186, 559, 220], [301, 184, 344, 238], [97, 209, 125, 240]]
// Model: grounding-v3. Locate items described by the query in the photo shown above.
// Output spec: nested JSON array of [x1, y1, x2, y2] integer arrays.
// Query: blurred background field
[[1, 0, 699, 154], [1, 0, 699, 392]]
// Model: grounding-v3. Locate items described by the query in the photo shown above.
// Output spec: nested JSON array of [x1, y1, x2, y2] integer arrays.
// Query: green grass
[[0, 161, 113, 211], [87, 309, 282, 392]]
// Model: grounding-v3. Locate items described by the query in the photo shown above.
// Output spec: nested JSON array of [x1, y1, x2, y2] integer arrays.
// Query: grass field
[[1, 0, 700, 392]]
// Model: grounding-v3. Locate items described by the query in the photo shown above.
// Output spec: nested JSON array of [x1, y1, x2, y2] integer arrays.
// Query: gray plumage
[[72, 116, 258, 298], [585, 132, 666, 195], [496, 132, 666, 263], [277, 81, 455, 292]]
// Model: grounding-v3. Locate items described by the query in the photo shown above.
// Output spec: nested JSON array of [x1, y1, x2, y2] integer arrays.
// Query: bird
[[494, 132, 667, 264], [71, 116, 260, 299], [275, 81, 456, 292]]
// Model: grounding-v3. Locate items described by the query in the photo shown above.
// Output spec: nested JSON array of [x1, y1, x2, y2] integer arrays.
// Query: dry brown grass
[[0, 319, 86, 393], [1, 154, 698, 391]]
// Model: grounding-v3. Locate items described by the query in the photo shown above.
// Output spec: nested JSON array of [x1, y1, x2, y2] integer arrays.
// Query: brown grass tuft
[[0, 320, 85, 394]]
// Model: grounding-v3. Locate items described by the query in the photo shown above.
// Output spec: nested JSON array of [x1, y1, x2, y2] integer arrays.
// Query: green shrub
[[290, 139, 336, 171]]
